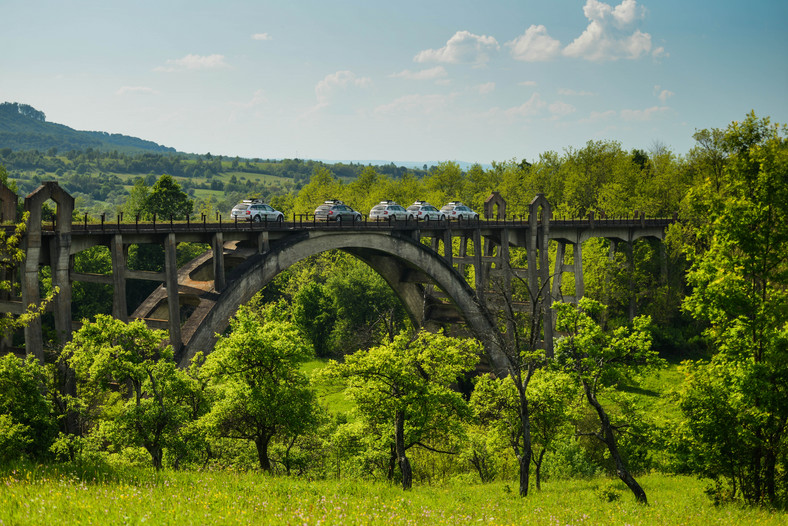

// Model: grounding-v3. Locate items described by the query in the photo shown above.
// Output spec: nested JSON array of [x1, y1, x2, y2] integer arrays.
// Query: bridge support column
[[22, 230, 43, 362], [528, 195, 553, 355], [442, 228, 453, 267], [551, 241, 584, 304], [50, 228, 72, 345], [111, 234, 128, 321], [473, 229, 485, 305], [164, 233, 182, 351], [212, 232, 225, 291], [257, 231, 269, 253]]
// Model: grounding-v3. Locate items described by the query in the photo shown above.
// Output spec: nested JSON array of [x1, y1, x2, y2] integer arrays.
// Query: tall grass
[[0, 464, 784, 525]]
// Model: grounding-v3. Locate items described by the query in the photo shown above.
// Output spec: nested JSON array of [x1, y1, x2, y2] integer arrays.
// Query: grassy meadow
[[0, 465, 784, 525]]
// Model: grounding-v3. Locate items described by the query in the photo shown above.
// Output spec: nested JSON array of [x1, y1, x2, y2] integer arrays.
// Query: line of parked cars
[[230, 198, 480, 223]]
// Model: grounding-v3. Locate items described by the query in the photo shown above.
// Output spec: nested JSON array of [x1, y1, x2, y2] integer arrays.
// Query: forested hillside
[[0, 102, 177, 154]]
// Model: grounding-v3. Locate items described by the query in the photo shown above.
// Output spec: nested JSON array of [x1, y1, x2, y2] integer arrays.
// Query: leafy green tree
[[0, 354, 57, 461], [142, 174, 193, 220], [292, 282, 337, 358], [121, 178, 150, 219], [554, 298, 663, 504], [200, 305, 320, 472], [63, 315, 200, 470], [471, 369, 574, 490], [323, 330, 480, 490], [677, 113, 787, 505]]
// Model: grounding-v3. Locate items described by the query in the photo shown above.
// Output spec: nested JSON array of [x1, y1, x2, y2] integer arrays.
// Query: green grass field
[[0, 465, 784, 525]]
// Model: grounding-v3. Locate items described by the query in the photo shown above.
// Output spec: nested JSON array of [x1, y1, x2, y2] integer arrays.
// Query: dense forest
[[0, 111, 785, 510]]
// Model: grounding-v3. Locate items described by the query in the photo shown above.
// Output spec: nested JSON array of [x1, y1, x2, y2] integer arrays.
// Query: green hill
[[0, 102, 176, 154]]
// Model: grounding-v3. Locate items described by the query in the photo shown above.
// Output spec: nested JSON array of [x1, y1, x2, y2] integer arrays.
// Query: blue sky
[[2, 0, 786, 165]]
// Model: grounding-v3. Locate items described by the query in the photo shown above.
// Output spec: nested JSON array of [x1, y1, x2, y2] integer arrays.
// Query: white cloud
[[252, 33, 273, 41], [374, 94, 451, 116], [314, 71, 372, 109], [505, 93, 547, 118], [620, 106, 669, 121], [558, 88, 596, 96], [563, 0, 652, 61], [390, 66, 448, 80], [155, 54, 229, 72], [414, 30, 500, 65], [654, 85, 674, 102], [116, 86, 157, 95], [476, 82, 496, 95], [507, 25, 562, 62], [519, 80, 538, 87], [549, 101, 576, 118]]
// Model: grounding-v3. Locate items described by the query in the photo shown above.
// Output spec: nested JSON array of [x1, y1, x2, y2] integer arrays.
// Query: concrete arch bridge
[[0, 183, 673, 374]]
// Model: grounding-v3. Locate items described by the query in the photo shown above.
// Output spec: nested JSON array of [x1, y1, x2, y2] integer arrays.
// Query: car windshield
[[233, 204, 249, 210], [372, 205, 386, 211], [315, 205, 330, 212], [407, 205, 419, 211]]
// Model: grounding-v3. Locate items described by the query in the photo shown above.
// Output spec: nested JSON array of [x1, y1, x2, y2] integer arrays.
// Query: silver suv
[[406, 201, 445, 221], [313, 200, 362, 223], [231, 199, 284, 223], [369, 201, 409, 221], [440, 201, 480, 221]]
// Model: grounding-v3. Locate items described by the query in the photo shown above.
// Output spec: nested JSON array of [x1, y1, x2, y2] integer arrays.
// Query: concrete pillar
[[551, 241, 566, 300], [258, 231, 269, 253], [442, 228, 453, 267], [164, 233, 181, 351], [626, 241, 635, 321], [213, 232, 225, 292], [22, 221, 43, 362], [473, 228, 485, 304], [111, 234, 128, 321], [574, 241, 584, 300], [458, 235, 468, 277]]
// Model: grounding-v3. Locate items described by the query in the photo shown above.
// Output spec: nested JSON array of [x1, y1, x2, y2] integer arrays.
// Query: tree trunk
[[534, 448, 546, 491], [146, 445, 163, 471], [515, 381, 532, 497], [582, 379, 648, 504], [255, 434, 272, 472], [395, 410, 412, 490]]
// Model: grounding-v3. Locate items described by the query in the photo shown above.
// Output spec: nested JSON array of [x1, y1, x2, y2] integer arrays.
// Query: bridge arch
[[180, 231, 508, 373]]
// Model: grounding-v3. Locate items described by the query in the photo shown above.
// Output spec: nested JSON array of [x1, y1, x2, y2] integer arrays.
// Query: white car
[[440, 201, 480, 221], [231, 199, 284, 223], [369, 201, 409, 221], [406, 201, 445, 221]]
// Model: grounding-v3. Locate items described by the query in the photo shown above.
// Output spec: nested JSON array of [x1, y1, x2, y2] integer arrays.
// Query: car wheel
[[253, 215, 262, 223], [440, 214, 446, 223], [457, 214, 464, 221], [355, 214, 361, 223], [277, 214, 283, 223], [337, 215, 343, 224]]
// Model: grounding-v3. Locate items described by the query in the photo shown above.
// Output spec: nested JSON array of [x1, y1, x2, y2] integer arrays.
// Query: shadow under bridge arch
[[180, 231, 508, 372]]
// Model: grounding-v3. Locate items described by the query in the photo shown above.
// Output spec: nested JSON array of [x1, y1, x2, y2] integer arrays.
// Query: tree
[[470, 369, 574, 490], [677, 113, 788, 505], [201, 305, 320, 472], [324, 330, 480, 490], [142, 174, 193, 220], [554, 298, 663, 504], [0, 354, 57, 461], [64, 315, 199, 470]]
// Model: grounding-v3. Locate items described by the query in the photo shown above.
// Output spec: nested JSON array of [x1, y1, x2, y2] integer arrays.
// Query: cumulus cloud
[[414, 30, 500, 65], [507, 25, 562, 62], [390, 66, 448, 80], [563, 0, 653, 61], [252, 33, 273, 41], [654, 85, 674, 102], [549, 101, 576, 118], [505, 93, 547, 118], [314, 71, 372, 109], [155, 54, 229, 72], [116, 86, 157, 95], [519, 80, 538, 87]]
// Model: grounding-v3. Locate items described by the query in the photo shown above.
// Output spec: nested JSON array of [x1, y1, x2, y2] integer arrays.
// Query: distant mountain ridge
[[0, 102, 176, 154]]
